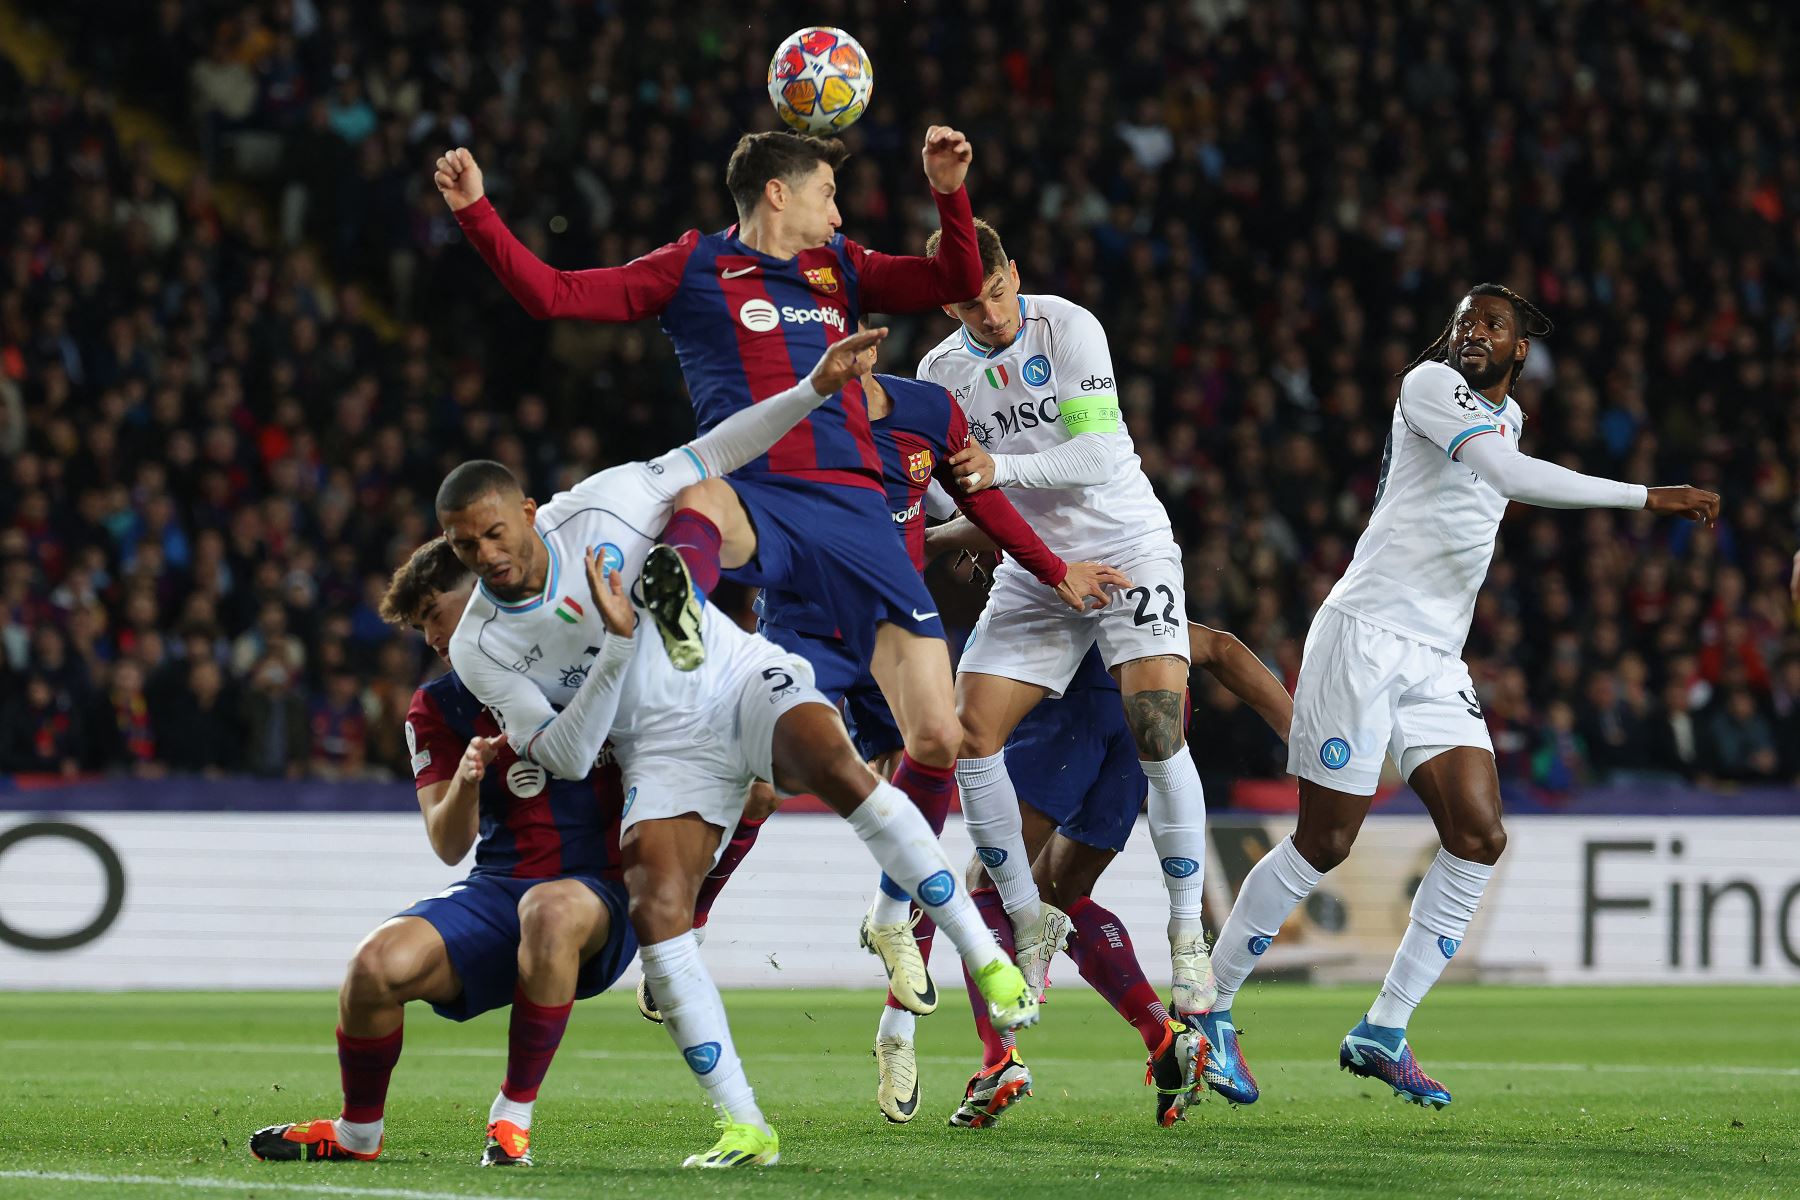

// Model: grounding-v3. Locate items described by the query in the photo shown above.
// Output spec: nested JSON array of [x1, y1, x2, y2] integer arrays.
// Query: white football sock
[[638, 932, 767, 1132], [877, 1004, 916, 1042], [332, 1117, 382, 1153], [846, 779, 1005, 974], [954, 750, 1039, 922], [870, 888, 913, 926], [1367, 848, 1493, 1029], [1210, 836, 1323, 1013], [1142, 751, 1207, 923], [488, 1091, 533, 1130]]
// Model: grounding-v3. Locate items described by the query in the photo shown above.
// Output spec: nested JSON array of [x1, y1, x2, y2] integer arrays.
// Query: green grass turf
[[0, 985, 1794, 1198]]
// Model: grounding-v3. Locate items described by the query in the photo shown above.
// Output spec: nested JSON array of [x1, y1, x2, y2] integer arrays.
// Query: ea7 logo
[[507, 644, 545, 673]]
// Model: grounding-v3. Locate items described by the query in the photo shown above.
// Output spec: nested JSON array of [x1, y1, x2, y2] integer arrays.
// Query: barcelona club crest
[[803, 265, 840, 294], [906, 448, 934, 483]]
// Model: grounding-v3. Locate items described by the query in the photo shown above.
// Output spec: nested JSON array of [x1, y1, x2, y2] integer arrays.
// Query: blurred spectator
[[309, 669, 369, 780], [1706, 687, 1782, 783], [154, 658, 241, 775], [2, 675, 85, 775], [243, 653, 310, 779]]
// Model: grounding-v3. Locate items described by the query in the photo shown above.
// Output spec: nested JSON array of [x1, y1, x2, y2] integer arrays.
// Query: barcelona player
[[247, 538, 635, 1170]]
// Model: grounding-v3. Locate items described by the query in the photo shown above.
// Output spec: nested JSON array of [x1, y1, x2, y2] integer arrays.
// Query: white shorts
[[958, 550, 1188, 699], [1287, 604, 1492, 796], [616, 643, 830, 850]]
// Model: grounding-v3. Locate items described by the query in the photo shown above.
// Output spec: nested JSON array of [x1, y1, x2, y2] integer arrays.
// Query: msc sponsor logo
[[1320, 737, 1351, 770], [1161, 856, 1200, 878], [1247, 934, 1273, 956], [917, 869, 956, 906], [968, 416, 996, 448], [1022, 354, 1051, 386], [983, 396, 1059, 440], [976, 846, 1008, 868]]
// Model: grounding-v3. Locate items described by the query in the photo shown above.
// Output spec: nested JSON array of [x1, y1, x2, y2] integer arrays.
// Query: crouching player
[[248, 537, 634, 1168]]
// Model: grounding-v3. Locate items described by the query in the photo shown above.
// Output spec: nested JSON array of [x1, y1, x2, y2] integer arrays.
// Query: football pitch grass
[[0, 986, 1793, 1199]]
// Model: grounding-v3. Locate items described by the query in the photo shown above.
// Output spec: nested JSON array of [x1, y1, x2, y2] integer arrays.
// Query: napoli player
[[434, 133, 1083, 964], [248, 538, 635, 1169], [435, 335, 1037, 1169], [1203, 285, 1718, 1110]]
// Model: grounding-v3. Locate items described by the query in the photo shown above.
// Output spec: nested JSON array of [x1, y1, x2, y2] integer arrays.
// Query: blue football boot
[[1195, 1009, 1259, 1105], [1338, 1015, 1452, 1109]]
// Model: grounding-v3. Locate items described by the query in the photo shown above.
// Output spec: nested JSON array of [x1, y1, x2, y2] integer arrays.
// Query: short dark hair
[[725, 131, 848, 217], [379, 536, 471, 626], [925, 217, 1008, 279], [435, 459, 520, 515]]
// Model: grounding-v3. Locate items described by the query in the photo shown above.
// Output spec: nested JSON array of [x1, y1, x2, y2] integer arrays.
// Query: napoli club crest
[[1022, 354, 1051, 387]]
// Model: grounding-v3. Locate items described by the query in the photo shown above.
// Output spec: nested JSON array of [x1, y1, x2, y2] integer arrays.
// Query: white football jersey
[[1323, 360, 1525, 655], [450, 450, 770, 770], [918, 293, 1176, 566]]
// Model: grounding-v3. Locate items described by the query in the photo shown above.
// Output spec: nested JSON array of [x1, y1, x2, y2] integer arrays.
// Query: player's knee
[[956, 715, 1004, 761], [342, 931, 413, 1007], [795, 747, 876, 812], [1444, 822, 1507, 866], [744, 781, 783, 821], [626, 886, 693, 945], [1292, 826, 1356, 874], [904, 713, 961, 768], [517, 887, 590, 957], [671, 478, 733, 524]]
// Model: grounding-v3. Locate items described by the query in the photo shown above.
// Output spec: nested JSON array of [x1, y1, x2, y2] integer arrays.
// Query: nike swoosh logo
[[911, 609, 937, 622], [721, 266, 758, 279]]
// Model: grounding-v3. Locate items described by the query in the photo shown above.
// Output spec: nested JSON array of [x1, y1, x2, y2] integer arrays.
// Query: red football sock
[[962, 887, 1018, 1067], [693, 812, 769, 928], [501, 985, 574, 1103], [1066, 895, 1171, 1052], [660, 508, 722, 599], [337, 1025, 403, 1124], [891, 753, 956, 834]]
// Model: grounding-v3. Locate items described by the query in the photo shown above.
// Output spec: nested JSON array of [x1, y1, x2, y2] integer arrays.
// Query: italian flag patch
[[554, 596, 584, 624], [984, 364, 1010, 389]]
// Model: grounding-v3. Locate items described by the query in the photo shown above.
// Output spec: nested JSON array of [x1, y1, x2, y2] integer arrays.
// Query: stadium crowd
[[3, 0, 1798, 793]]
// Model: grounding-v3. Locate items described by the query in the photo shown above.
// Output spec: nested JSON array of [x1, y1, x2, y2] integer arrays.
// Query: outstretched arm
[[439, 148, 687, 321], [1189, 626, 1293, 742], [852, 127, 984, 310], [1457, 433, 1646, 510]]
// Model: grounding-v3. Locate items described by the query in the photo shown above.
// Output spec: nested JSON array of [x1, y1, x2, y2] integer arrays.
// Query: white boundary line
[[4, 1038, 1798, 1077], [0, 1171, 506, 1199]]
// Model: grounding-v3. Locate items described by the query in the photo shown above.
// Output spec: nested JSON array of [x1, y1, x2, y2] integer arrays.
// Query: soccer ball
[[767, 27, 873, 135]]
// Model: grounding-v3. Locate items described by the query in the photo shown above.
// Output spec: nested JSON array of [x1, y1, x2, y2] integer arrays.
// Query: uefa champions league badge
[[1022, 354, 1051, 387], [1320, 737, 1352, 770]]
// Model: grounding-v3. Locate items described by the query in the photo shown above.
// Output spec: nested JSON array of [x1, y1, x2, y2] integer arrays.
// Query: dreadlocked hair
[[1404, 282, 1555, 392]]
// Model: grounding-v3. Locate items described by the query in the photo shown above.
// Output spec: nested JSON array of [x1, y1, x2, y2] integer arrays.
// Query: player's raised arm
[[1188, 626, 1294, 743], [849, 127, 984, 310], [437, 147, 688, 322]]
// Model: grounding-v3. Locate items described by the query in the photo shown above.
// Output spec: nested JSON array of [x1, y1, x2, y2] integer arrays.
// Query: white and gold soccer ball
[[767, 26, 873, 135]]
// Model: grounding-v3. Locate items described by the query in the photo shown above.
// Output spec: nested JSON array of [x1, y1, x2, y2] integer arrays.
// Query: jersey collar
[[960, 297, 1027, 359], [482, 530, 558, 614]]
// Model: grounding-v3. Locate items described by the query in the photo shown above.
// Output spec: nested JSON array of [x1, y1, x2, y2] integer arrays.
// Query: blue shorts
[[1005, 688, 1144, 854], [396, 873, 636, 1022], [759, 621, 903, 762], [727, 475, 943, 663]]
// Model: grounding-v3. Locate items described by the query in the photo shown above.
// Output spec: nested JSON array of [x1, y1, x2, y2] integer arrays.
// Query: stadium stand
[[2, 0, 1796, 791]]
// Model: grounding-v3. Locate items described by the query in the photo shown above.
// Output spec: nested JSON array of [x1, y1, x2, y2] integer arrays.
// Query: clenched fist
[[434, 147, 485, 212]]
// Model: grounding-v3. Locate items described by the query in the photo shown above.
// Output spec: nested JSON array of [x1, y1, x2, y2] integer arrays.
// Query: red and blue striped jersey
[[455, 188, 984, 489], [405, 671, 623, 881], [758, 373, 1066, 635]]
